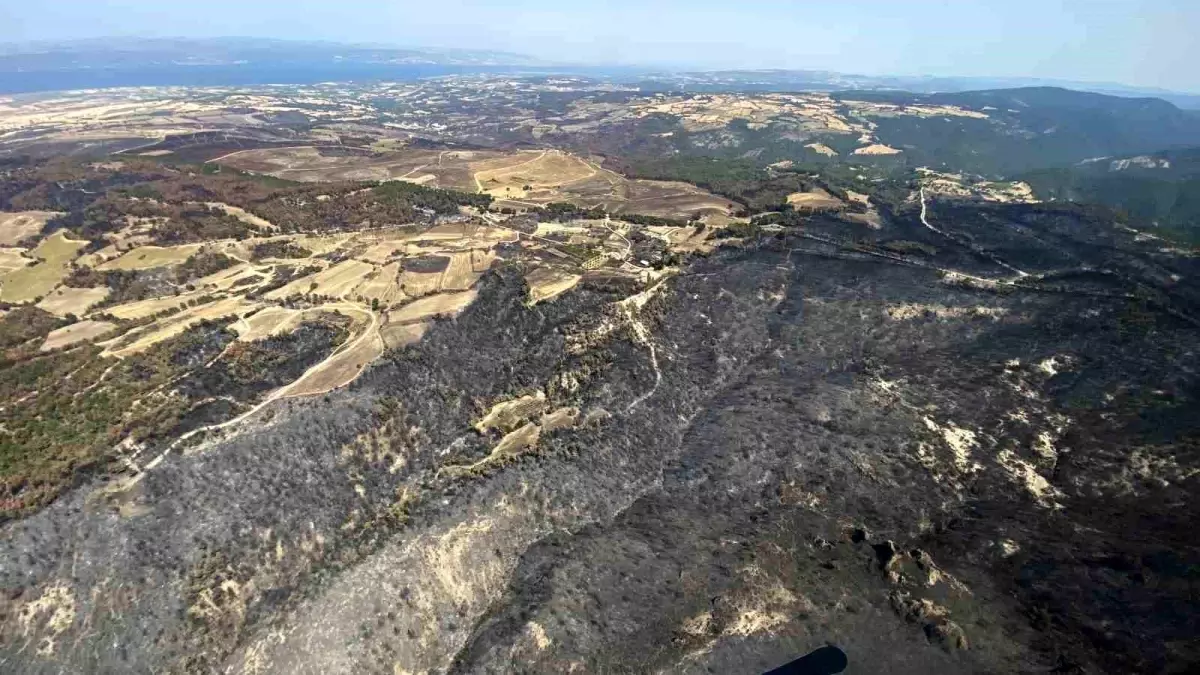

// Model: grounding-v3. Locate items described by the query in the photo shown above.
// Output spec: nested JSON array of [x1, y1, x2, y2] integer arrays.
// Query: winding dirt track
[[114, 302, 379, 492], [920, 188, 1029, 278]]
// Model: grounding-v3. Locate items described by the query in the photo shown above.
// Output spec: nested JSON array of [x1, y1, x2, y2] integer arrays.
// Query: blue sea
[[0, 63, 651, 95]]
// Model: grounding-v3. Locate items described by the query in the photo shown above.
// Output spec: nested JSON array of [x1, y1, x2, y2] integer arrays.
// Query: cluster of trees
[[0, 310, 348, 520], [0, 306, 65, 350], [1022, 151, 1200, 241], [5, 158, 502, 253], [620, 156, 826, 212], [236, 181, 492, 233], [62, 251, 237, 307], [534, 201, 687, 227], [372, 180, 493, 213], [173, 251, 238, 283], [0, 159, 168, 212], [38, 193, 257, 245], [250, 240, 313, 261], [64, 266, 176, 305]]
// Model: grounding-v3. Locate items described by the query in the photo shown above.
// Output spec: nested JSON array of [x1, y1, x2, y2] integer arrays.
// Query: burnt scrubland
[[1, 78, 1199, 674], [0, 312, 349, 516], [2, 181, 1198, 673], [0, 159, 493, 247]]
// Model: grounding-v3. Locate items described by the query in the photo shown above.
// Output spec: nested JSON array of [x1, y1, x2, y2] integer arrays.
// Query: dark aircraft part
[[763, 645, 849, 675]]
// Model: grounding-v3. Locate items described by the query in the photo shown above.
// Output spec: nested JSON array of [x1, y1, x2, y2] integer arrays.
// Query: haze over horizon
[[3, 0, 1198, 93]]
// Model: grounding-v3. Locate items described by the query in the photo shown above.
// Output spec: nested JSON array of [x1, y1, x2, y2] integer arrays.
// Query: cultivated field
[[97, 244, 204, 271], [353, 262, 405, 305], [786, 188, 845, 211], [232, 307, 308, 342], [40, 320, 117, 351], [0, 87, 754, 411], [525, 268, 582, 304], [0, 231, 87, 303], [282, 327, 384, 397], [105, 296, 255, 357], [380, 320, 429, 350], [386, 289, 479, 325], [441, 250, 495, 291], [101, 292, 202, 320], [36, 286, 111, 317], [0, 248, 31, 274], [0, 211, 61, 246], [221, 146, 736, 219]]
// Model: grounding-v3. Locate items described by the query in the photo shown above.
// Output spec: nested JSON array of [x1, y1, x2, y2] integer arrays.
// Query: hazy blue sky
[[5, 0, 1199, 91]]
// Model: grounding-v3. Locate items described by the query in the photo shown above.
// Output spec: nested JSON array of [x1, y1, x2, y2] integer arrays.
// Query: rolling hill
[[836, 87, 1200, 175]]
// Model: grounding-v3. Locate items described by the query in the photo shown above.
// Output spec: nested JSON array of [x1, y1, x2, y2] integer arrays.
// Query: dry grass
[[219, 146, 443, 183], [804, 143, 838, 157], [102, 292, 199, 320], [397, 267, 443, 298], [265, 259, 373, 299], [106, 296, 255, 357], [40, 320, 117, 351], [617, 178, 735, 219], [283, 326, 383, 397], [232, 307, 306, 342], [534, 223, 591, 237], [524, 268, 582, 304], [387, 290, 477, 325], [203, 202, 276, 231], [357, 242, 405, 264], [380, 320, 429, 349], [311, 260, 376, 297], [853, 143, 903, 156], [885, 303, 1008, 321], [441, 250, 495, 291], [0, 232, 87, 303], [96, 244, 204, 271], [475, 391, 548, 433], [472, 150, 597, 199], [645, 217, 737, 254], [414, 223, 473, 241], [75, 244, 123, 268], [918, 169, 1038, 204], [786, 188, 844, 210], [845, 190, 871, 206], [540, 406, 579, 433], [446, 404, 577, 476], [353, 261, 405, 307], [844, 211, 884, 229], [491, 422, 541, 456], [222, 145, 733, 220], [290, 233, 355, 255], [443, 422, 543, 478], [0, 248, 32, 274], [355, 231, 417, 263], [192, 263, 266, 292], [35, 286, 110, 317], [0, 211, 62, 246]]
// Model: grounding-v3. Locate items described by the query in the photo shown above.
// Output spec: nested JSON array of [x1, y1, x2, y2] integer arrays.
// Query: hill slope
[[836, 87, 1200, 174], [1023, 147, 1200, 235]]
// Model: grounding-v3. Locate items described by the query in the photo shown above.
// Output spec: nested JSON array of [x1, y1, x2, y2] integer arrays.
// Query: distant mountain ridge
[[638, 70, 1200, 110], [2, 38, 1198, 109], [1023, 146, 1200, 234], [0, 36, 545, 69], [829, 87, 1200, 175]]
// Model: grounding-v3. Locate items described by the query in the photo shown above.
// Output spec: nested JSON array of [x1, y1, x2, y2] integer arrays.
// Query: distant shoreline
[[0, 63, 645, 95]]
